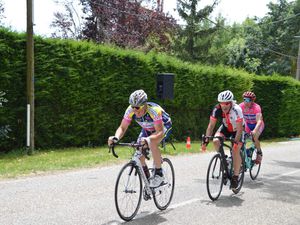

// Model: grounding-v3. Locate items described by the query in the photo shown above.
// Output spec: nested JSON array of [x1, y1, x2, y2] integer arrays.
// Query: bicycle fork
[[219, 147, 231, 182]]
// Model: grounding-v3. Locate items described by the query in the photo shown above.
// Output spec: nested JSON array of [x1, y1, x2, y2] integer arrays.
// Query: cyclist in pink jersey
[[108, 90, 172, 188], [239, 91, 264, 164]]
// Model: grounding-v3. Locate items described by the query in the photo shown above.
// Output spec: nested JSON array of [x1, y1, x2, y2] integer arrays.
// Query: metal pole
[[295, 36, 300, 81], [27, 0, 34, 154]]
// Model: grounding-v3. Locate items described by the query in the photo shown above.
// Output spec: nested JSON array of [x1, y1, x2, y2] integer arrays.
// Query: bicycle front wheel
[[250, 148, 261, 180], [206, 153, 224, 201], [115, 162, 142, 221], [153, 158, 175, 210]]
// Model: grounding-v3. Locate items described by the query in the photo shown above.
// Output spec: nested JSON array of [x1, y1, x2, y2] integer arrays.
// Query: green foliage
[[252, 75, 300, 137], [0, 28, 299, 151]]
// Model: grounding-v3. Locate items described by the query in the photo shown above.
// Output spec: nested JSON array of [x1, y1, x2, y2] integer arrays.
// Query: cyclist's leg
[[251, 122, 264, 163], [213, 125, 226, 151], [230, 131, 244, 190], [230, 131, 243, 176], [149, 123, 172, 187], [137, 129, 151, 178], [252, 122, 264, 151]]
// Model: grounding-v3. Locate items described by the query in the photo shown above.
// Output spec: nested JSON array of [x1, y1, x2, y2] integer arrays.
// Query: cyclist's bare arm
[[253, 113, 263, 133], [108, 120, 130, 145], [115, 119, 130, 139], [205, 118, 217, 137]]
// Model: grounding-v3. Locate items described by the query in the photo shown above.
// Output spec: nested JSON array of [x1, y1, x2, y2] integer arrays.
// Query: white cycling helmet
[[218, 90, 234, 102], [129, 90, 148, 107]]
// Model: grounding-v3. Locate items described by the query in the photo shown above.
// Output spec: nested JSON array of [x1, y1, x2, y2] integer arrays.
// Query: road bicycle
[[203, 135, 245, 201], [109, 142, 175, 221], [243, 133, 261, 180]]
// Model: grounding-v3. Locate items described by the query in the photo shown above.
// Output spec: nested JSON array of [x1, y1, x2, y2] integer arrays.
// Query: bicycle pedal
[[143, 188, 151, 201]]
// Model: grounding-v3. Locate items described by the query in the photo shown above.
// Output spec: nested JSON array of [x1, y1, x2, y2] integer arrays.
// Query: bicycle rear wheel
[[232, 151, 245, 194], [250, 148, 261, 180], [115, 162, 142, 221], [153, 158, 175, 210], [206, 153, 224, 201]]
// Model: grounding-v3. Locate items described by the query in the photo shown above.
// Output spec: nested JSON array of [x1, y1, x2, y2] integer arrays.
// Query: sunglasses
[[243, 98, 252, 103], [220, 102, 231, 106], [131, 105, 144, 110]]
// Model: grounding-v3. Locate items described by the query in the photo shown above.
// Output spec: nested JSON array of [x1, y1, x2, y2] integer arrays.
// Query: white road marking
[[266, 169, 300, 180]]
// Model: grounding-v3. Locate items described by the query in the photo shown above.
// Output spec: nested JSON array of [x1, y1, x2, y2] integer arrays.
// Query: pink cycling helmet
[[243, 91, 256, 100]]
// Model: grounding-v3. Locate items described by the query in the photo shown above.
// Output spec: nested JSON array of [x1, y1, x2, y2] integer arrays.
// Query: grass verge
[[0, 138, 290, 179]]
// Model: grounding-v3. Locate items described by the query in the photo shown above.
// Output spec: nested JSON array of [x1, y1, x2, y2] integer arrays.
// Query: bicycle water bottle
[[246, 147, 253, 157], [226, 156, 232, 171], [246, 148, 251, 157]]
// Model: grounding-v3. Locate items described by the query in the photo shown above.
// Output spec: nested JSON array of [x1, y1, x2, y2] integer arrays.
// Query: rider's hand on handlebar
[[108, 136, 119, 146], [201, 135, 209, 146]]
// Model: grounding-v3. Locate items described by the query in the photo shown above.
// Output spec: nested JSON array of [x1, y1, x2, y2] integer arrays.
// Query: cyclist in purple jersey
[[239, 91, 264, 164], [108, 90, 172, 188]]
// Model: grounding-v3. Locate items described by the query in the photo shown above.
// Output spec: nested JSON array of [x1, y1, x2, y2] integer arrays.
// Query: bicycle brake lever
[[108, 144, 119, 158]]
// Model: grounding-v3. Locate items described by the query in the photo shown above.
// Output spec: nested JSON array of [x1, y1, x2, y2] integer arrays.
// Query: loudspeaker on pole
[[156, 73, 174, 100]]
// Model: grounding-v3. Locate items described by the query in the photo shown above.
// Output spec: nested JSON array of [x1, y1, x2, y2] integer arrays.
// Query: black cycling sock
[[155, 168, 163, 177]]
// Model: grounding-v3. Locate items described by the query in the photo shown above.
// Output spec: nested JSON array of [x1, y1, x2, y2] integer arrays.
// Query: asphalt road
[[1, 140, 300, 225]]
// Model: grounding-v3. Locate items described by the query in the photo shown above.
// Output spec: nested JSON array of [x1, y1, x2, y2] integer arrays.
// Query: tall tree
[[80, 0, 176, 48], [51, 0, 176, 50], [51, 0, 83, 39], [176, 0, 219, 61], [258, 0, 300, 75]]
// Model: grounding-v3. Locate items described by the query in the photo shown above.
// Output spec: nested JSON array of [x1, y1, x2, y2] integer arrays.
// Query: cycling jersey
[[123, 102, 171, 132], [239, 102, 264, 133], [210, 103, 244, 132]]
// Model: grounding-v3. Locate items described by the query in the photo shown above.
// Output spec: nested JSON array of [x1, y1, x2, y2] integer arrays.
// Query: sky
[[1, 0, 287, 37]]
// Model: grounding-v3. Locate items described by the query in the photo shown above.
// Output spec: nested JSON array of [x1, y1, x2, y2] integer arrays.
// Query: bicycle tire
[[232, 151, 245, 194], [153, 158, 175, 210], [115, 162, 142, 221], [206, 153, 224, 201], [250, 148, 261, 180]]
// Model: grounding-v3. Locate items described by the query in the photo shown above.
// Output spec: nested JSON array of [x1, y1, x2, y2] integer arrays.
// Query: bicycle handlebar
[[202, 135, 235, 143], [244, 132, 255, 142], [108, 142, 145, 158]]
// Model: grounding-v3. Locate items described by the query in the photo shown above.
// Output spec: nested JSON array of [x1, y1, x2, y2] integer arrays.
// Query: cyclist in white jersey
[[202, 90, 244, 191], [108, 90, 172, 188]]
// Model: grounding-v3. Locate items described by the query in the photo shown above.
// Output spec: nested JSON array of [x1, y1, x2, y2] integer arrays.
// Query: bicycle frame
[[110, 141, 175, 221], [243, 134, 256, 170], [109, 142, 153, 196], [204, 134, 245, 200], [204, 135, 234, 178], [131, 148, 153, 196]]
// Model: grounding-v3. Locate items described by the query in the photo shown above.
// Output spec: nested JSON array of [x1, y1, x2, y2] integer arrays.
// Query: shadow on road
[[272, 160, 300, 169], [102, 209, 172, 225], [244, 160, 300, 205], [201, 192, 245, 208]]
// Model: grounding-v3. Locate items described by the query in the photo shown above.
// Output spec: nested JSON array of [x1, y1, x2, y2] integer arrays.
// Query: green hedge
[[0, 29, 299, 151], [253, 75, 300, 137]]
